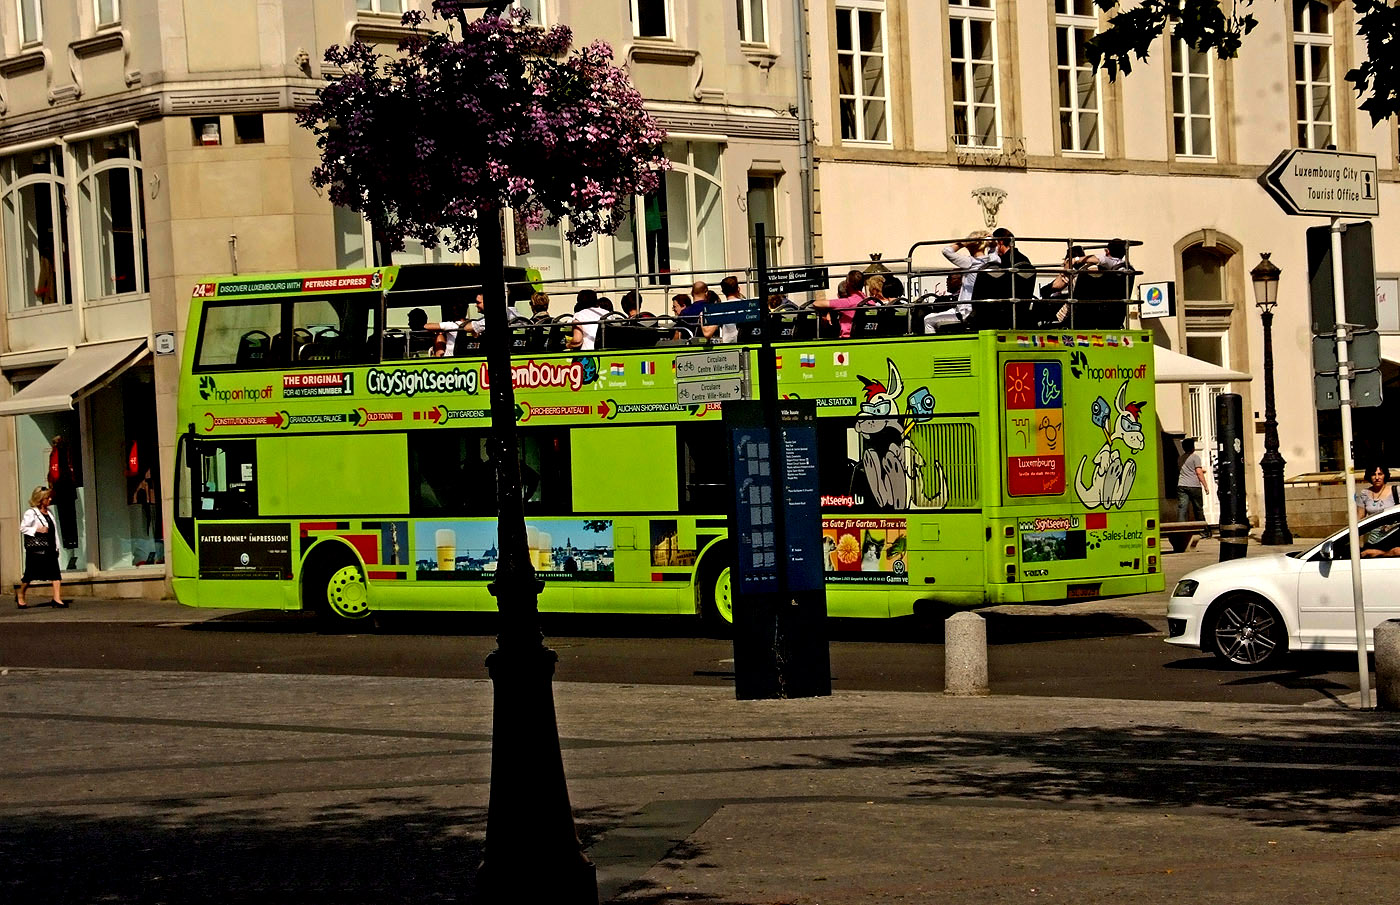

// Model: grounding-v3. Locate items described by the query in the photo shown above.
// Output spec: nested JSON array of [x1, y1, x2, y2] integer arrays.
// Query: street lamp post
[[1252, 252, 1293, 545]]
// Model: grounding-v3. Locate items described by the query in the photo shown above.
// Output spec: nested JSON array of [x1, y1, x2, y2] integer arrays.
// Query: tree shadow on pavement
[[0, 797, 628, 905], [787, 721, 1400, 834]]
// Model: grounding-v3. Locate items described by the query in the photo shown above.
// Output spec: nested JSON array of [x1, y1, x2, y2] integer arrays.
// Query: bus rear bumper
[[989, 573, 1165, 604]]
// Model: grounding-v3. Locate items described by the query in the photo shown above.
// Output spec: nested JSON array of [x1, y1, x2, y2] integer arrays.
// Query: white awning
[[0, 339, 148, 417], [1154, 345, 1252, 384], [1381, 335, 1400, 366]]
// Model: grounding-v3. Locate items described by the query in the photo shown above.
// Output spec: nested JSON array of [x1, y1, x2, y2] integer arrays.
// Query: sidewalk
[[0, 667, 1397, 904]]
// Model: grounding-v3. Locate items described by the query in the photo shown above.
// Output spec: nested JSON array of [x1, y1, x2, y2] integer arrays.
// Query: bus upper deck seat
[[235, 330, 271, 367]]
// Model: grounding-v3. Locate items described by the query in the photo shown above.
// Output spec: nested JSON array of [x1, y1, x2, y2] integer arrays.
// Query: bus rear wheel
[[306, 554, 372, 629], [700, 559, 734, 636]]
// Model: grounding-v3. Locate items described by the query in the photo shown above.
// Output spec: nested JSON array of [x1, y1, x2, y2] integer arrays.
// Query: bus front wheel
[[306, 552, 372, 628]]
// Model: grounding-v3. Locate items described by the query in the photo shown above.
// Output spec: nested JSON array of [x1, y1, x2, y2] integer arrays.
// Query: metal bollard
[[1376, 620, 1400, 711], [944, 611, 989, 696]]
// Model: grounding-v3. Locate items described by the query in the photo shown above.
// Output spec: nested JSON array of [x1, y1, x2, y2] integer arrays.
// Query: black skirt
[[22, 546, 61, 583]]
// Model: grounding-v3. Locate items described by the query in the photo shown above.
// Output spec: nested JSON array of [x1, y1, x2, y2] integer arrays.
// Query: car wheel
[[1209, 595, 1286, 668]]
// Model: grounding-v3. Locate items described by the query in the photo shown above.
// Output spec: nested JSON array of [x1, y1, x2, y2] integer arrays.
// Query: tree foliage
[[1085, 0, 1400, 125], [296, 1, 668, 257]]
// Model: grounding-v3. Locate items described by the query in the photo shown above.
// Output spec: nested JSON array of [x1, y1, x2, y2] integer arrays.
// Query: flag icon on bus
[[609, 363, 625, 377], [640, 361, 655, 375], [833, 351, 849, 366], [800, 353, 816, 368]]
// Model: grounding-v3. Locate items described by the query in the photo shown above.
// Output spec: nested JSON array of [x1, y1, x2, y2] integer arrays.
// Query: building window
[[611, 141, 725, 282], [1055, 0, 1100, 153], [355, 0, 403, 13], [738, 0, 767, 44], [95, 0, 120, 27], [1293, 0, 1335, 149], [949, 0, 999, 148], [513, 0, 546, 26], [631, 0, 671, 38], [2, 149, 72, 311], [835, 1, 889, 143], [746, 174, 779, 266], [71, 132, 148, 300], [17, 0, 43, 43], [1171, 38, 1215, 157]]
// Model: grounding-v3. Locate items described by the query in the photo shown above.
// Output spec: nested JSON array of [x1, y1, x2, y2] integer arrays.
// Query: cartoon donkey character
[[855, 358, 948, 510], [1074, 379, 1146, 510]]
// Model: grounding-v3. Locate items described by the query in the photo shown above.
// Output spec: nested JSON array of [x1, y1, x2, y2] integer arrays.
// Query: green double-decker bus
[[171, 261, 1164, 626]]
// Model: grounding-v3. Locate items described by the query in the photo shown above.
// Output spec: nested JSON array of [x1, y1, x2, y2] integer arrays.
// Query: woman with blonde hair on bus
[[939, 230, 997, 326], [17, 485, 66, 609]]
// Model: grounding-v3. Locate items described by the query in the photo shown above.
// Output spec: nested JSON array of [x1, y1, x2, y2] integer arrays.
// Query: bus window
[[196, 301, 284, 369], [678, 423, 726, 514], [290, 292, 380, 365], [195, 440, 257, 518], [409, 428, 570, 517]]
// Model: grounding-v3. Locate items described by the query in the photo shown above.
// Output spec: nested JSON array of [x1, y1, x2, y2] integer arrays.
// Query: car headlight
[[1173, 579, 1199, 598]]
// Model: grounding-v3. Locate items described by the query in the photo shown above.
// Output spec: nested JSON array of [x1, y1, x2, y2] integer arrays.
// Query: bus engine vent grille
[[930, 357, 974, 378], [908, 421, 978, 509]]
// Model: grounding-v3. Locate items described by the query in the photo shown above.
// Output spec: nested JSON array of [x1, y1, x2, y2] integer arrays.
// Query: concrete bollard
[[944, 611, 989, 696], [1376, 620, 1400, 711]]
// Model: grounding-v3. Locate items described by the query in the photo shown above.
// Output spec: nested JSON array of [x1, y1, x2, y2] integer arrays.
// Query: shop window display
[[89, 367, 162, 570]]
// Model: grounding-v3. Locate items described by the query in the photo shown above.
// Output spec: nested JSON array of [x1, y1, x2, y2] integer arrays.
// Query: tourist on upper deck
[[714, 275, 746, 343], [922, 272, 967, 334], [620, 290, 640, 319], [672, 292, 699, 341], [568, 289, 607, 351], [970, 227, 1036, 329], [813, 274, 865, 338], [529, 291, 552, 323], [882, 275, 905, 302]]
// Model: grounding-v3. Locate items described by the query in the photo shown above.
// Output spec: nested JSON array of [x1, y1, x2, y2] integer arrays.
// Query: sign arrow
[[1257, 148, 1379, 218], [597, 400, 611, 419]]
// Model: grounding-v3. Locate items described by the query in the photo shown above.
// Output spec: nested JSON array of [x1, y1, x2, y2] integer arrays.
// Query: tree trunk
[[474, 209, 597, 904]]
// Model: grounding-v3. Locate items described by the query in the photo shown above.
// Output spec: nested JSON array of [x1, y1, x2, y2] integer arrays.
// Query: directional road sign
[[766, 266, 829, 294], [703, 297, 762, 325], [1258, 149, 1379, 218]]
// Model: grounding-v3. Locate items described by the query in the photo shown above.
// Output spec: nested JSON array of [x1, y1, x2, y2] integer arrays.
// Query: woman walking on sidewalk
[[17, 485, 66, 609]]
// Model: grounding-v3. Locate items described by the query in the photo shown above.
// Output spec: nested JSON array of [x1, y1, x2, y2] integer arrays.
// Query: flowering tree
[[298, 4, 667, 901], [299, 3, 667, 258]]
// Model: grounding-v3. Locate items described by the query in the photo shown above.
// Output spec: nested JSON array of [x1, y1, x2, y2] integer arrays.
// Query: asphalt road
[[0, 602, 1367, 706]]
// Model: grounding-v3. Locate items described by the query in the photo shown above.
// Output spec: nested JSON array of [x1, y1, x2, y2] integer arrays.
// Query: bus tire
[[303, 546, 372, 630], [697, 548, 734, 636]]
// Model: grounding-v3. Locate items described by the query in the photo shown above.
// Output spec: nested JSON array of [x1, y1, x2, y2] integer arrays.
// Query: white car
[[1166, 511, 1400, 667]]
